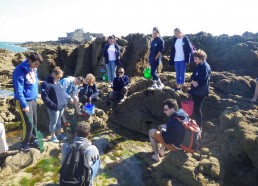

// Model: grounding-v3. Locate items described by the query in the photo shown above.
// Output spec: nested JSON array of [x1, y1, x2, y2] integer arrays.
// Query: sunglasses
[[118, 72, 124, 74]]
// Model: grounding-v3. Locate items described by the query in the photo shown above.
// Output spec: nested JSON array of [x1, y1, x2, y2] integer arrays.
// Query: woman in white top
[[169, 28, 193, 91], [103, 36, 121, 87]]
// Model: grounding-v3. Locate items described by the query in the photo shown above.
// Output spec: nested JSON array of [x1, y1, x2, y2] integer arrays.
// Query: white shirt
[[174, 38, 185, 61], [108, 44, 116, 61]]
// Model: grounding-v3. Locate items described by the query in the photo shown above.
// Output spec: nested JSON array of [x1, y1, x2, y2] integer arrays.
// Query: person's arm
[[60, 79, 71, 99], [61, 143, 69, 164], [184, 37, 192, 63], [41, 82, 57, 110], [92, 84, 99, 98], [155, 38, 164, 60], [85, 145, 100, 179], [14, 75, 28, 109], [124, 76, 130, 86], [161, 118, 177, 144], [194, 65, 210, 87]]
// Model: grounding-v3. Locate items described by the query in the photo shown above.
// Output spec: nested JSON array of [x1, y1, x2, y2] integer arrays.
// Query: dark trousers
[[192, 94, 205, 128], [109, 87, 127, 101], [150, 62, 159, 81], [16, 100, 37, 144]]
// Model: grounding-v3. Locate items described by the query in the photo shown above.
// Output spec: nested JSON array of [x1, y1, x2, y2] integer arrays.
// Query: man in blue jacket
[[12, 53, 43, 151], [149, 99, 186, 161], [109, 67, 129, 103]]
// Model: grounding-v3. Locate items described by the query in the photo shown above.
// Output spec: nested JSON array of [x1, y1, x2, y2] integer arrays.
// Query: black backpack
[[60, 143, 91, 186]]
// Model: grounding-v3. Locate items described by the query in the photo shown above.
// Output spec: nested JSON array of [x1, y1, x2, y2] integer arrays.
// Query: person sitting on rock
[[59, 76, 83, 125], [13, 52, 43, 151], [149, 99, 186, 161], [61, 121, 100, 185], [0, 122, 19, 160], [251, 78, 258, 102], [41, 67, 68, 143], [109, 67, 129, 103], [79, 74, 99, 110]]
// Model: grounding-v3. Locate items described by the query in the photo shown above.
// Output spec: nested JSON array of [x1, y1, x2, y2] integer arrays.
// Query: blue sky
[[0, 0, 257, 42]]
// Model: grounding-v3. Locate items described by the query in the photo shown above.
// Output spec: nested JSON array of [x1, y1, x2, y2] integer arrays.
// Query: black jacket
[[161, 109, 187, 148], [188, 61, 211, 97], [103, 43, 121, 65], [169, 36, 192, 65], [149, 37, 165, 64], [113, 75, 130, 91], [78, 83, 99, 98], [41, 76, 68, 111]]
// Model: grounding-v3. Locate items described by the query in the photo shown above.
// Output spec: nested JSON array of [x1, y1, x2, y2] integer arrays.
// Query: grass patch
[[94, 172, 117, 186], [18, 157, 61, 185]]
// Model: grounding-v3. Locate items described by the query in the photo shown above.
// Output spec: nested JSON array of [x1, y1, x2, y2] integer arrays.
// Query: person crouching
[[41, 67, 68, 143], [149, 99, 186, 161]]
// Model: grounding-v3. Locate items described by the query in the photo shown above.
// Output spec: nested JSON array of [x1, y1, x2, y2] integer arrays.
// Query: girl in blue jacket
[[169, 28, 193, 91], [149, 27, 165, 90], [41, 67, 69, 143], [188, 50, 211, 129]]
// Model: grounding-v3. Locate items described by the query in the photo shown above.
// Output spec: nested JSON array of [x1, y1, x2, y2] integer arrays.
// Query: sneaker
[[150, 84, 158, 90], [50, 136, 59, 143], [20, 143, 31, 152], [57, 134, 67, 141], [157, 83, 164, 90], [29, 140, 40, 149]]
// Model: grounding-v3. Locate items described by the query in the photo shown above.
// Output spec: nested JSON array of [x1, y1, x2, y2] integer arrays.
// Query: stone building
[[58, 29, 103, 42]]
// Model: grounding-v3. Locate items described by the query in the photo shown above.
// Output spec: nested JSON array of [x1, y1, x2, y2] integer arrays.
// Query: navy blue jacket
[[79, 83, 99, 98], [103, 43, 120, 65], [149, 37, 165, 64], [169, 36, 192, 65], [41, 76, 68, 111], [113, 75, 130, 91], [188, 61, 211, 96], [161, 109, 187, 148]]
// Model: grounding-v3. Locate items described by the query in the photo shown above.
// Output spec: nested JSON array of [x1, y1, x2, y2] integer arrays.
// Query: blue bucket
[[84, 103, 95, 115]]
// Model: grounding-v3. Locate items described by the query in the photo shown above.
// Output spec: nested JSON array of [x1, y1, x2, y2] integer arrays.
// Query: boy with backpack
[[60, 121, 100, 186], [149, 99, 201, 161]]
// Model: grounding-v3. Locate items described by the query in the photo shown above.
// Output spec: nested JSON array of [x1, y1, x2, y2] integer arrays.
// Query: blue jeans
[[106, 60, 116, 83], [175, 60, 186, 84], [47, 108, 63, 134]]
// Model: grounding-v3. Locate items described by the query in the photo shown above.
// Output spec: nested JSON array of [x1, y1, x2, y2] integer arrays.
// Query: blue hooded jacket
[[13, 60, 38, 109], [41, 76, 68, 111], [161, 109, 187, 148]]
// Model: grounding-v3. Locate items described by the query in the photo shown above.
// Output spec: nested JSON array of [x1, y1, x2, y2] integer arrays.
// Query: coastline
[[0, 42, 28, 52]]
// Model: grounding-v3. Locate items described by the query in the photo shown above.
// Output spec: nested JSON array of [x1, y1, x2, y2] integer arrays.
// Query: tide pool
[[0, 42, 28, 52]]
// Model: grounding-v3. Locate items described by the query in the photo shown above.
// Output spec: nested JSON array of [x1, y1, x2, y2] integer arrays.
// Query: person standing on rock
[[79, 73, 99, 107], [61, 121, 100, 185], [41, 67, 68, 143], [149, 27, 165, 90], [59, 76, 84, 124], [251, 78, 258, 102], [13, 52, 43, 151], [109, 67, 130, 103], [149, 99, 186, 161], [103, 35, 121, 87], [169, 28, 193, 92], [188, 49, 211, 129]]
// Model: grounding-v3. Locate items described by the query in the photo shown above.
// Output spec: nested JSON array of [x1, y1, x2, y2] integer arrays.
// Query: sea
[[0, 42, 28, 52]]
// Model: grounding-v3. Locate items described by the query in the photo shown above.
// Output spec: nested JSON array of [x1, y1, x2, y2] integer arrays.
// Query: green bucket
[[143, 68, 152, 80], [102, 74, 108, 81]]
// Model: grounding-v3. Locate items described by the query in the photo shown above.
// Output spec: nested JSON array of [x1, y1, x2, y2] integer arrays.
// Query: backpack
[[60, 143, 91, 186], [175, 117, 201, 153]]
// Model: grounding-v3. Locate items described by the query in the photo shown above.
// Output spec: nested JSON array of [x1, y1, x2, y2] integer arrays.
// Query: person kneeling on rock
[[149, 99, 186, 161], [108, 67, 129, 103], [78, 74, 99, 115], [61, 121, 100, 185], [41, 67, 68, 143], [0, 122, 19, 162]]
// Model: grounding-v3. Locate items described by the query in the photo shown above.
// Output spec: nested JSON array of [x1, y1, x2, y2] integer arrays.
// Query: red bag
[[175, 117, 201, 153]]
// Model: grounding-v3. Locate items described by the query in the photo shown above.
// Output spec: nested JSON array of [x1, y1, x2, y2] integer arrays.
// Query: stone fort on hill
[[58, 28, 103, 42]]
